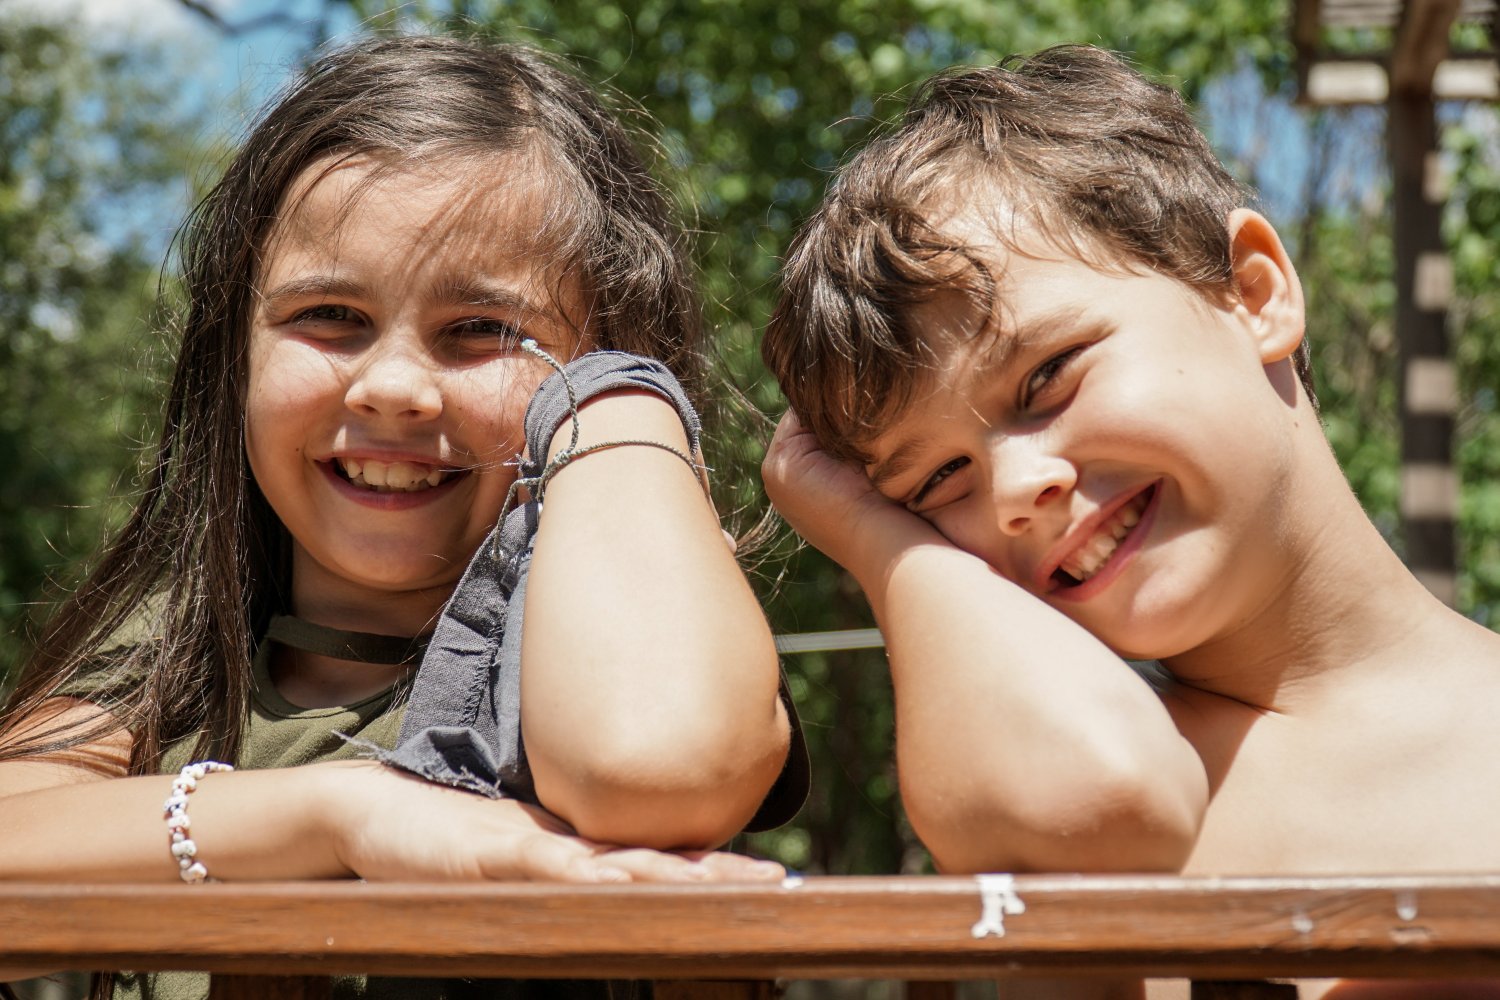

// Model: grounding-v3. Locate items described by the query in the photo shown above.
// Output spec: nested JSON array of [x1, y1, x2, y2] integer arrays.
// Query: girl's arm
[[763, 413, 1207, 874], [0, 701, 784, 887], [521, 390, 790, 850]]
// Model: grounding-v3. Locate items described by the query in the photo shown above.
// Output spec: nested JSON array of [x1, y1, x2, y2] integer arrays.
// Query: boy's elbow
[[904, 757, 1203, 875], [532, 714, 790, 850]]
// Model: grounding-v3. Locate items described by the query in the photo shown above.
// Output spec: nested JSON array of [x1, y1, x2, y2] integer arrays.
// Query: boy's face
[[860, 211, 1304, 661]]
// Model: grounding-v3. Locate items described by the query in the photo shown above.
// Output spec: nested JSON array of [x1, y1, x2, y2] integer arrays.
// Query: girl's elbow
[[534, 718, 790, 849]]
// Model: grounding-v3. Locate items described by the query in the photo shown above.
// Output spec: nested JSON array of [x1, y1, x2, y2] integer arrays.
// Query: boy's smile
[[245, 155, 586, 628], [861, 212, 1308, 660]]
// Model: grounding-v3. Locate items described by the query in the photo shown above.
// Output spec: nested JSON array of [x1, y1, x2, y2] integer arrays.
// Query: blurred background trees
[[3, 0, 1498, 888]]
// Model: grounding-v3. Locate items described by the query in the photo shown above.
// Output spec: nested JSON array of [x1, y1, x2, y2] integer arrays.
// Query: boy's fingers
[[770, 409, 805, 442]]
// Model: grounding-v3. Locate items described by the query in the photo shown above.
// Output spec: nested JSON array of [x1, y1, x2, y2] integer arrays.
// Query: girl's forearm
[[0, 763, 350, 883], [521, 391, 787, 848]]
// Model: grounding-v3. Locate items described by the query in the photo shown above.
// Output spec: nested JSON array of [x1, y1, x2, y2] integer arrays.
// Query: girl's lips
[[317, 459, 468, 510], [1042, 481, 1162, 602]]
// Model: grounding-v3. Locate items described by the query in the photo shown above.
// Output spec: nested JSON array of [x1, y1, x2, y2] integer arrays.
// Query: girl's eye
[[447, 317, 524, 348], [292, 303, 359, 326], [909, 457, 970, 510], [1022, 346, 1084, 407]]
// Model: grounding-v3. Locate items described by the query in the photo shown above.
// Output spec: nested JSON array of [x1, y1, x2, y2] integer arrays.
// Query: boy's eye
[[1022, 346, 1083, 407], [908, 456, 970, 510]]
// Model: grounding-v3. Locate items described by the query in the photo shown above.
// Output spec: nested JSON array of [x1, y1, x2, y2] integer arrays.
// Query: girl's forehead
[[264, 153, 559, 274], [255, 153, 584, 333]]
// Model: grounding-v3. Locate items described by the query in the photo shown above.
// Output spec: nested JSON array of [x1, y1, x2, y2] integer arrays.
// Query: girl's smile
[[246, 154, 584, 626]]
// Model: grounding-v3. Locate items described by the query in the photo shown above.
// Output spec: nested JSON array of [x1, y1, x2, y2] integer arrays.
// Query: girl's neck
[[287, 548, 453, 640], [271, 548, 452, 708]]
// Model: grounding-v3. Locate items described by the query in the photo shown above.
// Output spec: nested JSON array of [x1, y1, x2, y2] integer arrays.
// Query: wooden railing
[[6, 874, 1500, 998]]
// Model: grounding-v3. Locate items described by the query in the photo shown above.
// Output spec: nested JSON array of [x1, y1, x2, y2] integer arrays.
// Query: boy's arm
[[520, 390, 790, 851], [764, 412, 1206, 873]]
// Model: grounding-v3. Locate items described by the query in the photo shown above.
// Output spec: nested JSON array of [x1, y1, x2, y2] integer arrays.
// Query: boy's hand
[[763, 410, 924, 569]]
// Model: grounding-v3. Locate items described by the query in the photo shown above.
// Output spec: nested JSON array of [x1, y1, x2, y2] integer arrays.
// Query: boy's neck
[[1160, 433, 1456, 712]]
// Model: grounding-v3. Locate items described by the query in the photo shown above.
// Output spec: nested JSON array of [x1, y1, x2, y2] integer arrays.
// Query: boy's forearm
[[853, 525, 1208, 873], [520, 391, 788, 847]]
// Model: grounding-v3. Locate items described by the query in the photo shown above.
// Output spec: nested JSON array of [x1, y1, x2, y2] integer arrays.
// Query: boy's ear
[[1227, 208, 1305, 364]]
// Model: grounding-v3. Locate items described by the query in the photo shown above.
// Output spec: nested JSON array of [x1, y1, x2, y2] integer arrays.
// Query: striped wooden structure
[[1292, 0, 1498, 607], [6, 875, 1500, 998]]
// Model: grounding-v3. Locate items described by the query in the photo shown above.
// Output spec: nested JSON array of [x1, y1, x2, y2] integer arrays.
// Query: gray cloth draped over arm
[[379, 350, 808, 832]]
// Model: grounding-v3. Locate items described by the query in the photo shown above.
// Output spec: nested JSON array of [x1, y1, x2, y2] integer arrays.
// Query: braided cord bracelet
[[498, 340, 710, 525], [164, 760, 235, 883]]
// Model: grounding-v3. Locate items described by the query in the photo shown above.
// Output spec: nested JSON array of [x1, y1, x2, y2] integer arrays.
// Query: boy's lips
[[1037, 481, 1161, 600]]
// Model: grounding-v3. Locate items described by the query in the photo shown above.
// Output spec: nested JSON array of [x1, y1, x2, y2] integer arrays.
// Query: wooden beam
[[1300, 56, 1497, 103], [6, 876, 1500, 981], [1391, 0, 1463, 93]]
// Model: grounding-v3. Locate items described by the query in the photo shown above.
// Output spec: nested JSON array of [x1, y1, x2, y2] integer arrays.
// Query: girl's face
[[246, 155, 585, 626]]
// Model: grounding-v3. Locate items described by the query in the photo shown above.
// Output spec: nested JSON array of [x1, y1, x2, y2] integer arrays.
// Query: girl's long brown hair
[[0, 32, 704, 773]]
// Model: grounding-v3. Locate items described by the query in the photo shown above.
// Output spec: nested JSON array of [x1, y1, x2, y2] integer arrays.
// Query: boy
[[761, 43, 1500, 894]]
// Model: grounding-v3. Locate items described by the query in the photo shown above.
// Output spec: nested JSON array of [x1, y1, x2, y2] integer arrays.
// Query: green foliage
[[10, 0, 1500, 881], [0, 15, 192, 686]]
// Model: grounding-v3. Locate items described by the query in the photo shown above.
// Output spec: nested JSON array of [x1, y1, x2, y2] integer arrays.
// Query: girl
[[1, 31, 798, 997]]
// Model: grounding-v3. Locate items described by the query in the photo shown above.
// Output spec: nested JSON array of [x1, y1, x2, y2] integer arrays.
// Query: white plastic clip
[[971, 874, 1027, 938]]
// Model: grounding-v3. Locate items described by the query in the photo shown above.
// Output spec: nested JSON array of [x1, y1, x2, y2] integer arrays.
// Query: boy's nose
[[344, 333, 443, 421], [987, 439, 1074, 537]]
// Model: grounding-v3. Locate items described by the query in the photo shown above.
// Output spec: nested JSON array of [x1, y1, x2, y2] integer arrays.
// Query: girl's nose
[[987, 437, 1075, 537], [344, 333, 443, 421]]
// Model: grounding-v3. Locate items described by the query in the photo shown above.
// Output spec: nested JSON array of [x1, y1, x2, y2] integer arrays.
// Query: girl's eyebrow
[[260, 275, 365, 306], [427, 276, 555, 321], [259, 274, 558, 324]]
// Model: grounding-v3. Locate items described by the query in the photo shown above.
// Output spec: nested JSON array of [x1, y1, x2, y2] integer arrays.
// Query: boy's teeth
[[336, 458, 447, 492], [1057, 488, 1153, 585]]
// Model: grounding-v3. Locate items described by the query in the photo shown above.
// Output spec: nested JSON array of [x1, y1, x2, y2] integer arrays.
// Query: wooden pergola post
[[1390, 0, 1462, 606], [1293, 0, 1497, 607]]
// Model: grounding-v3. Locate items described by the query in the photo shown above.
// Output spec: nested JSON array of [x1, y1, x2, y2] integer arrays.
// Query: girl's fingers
[[592, 847, 785, 883], [481, 828, 628, 884], [587, 846, 714, 882], [683, 850, 785, 882]]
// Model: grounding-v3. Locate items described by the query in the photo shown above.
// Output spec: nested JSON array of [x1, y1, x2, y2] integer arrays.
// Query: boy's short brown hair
[[763, 45, 1315, 462]]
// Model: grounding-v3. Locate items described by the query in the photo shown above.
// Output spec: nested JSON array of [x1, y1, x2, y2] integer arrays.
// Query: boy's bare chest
[[1173, 686, 1500, 876]]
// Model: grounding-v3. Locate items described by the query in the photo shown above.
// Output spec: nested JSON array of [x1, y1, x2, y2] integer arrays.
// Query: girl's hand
[[327, 762, 783, 883], [762, 410, 926, 569]]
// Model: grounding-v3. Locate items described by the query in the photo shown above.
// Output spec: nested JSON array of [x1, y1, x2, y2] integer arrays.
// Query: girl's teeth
[[337, 458, 444, 492]]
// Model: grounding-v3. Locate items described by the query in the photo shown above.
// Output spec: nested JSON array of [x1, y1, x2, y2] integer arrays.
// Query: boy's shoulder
[[1165, 618, 1500, 875]]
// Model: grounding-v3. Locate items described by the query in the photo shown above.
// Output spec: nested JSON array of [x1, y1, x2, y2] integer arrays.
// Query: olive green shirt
[[114, 640, 643, 1000]]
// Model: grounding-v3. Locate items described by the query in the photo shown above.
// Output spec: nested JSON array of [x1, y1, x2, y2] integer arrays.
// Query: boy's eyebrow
[[868, 439, 929, 491], [866, 306, 1096, 490]]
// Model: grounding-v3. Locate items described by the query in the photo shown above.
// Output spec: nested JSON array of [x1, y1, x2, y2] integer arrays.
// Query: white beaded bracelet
[[163, 760, 234, 884]]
